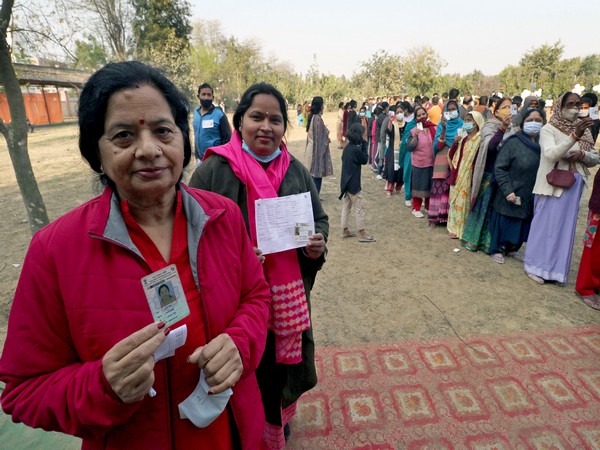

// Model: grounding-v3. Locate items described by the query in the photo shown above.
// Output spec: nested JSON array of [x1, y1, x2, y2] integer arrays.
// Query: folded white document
[[178, 370, 233, 428]]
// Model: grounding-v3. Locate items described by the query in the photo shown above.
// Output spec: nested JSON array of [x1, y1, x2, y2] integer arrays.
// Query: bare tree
[[57, 0, 133, 61], [0, 0, 50, 234]]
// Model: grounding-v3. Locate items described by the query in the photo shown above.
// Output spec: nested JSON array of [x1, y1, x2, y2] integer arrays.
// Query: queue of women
[[1, 59, 599, 450], [355, 91, 600, 309], [0, 62, 328, 450]]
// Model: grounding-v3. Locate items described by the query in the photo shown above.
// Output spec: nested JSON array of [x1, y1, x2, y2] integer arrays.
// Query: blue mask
[[463, 122, 475, 133], [242, 140, 281, 163], [523, 122, 542, 136]]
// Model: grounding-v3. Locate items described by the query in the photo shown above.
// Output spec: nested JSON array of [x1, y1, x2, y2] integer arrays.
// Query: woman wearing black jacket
[[489, 108, 545, 264]]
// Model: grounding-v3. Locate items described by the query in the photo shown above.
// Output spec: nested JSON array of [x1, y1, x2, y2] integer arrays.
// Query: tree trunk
[[0, 0, 50, 234]]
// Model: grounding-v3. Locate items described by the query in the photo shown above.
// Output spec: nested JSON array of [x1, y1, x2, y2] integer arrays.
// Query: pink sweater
[[410, 127, 435, 168]]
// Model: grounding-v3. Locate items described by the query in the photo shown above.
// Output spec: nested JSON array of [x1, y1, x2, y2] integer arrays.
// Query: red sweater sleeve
[[0, 233, 140, 439]]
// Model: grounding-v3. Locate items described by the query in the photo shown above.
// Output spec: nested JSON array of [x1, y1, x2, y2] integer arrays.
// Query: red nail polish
[[164, 328, 171, 336], [208, 391, 214, 395], [157, 321, 166, 330]]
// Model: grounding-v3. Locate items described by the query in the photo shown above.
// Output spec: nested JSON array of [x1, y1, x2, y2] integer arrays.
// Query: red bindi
[[139, 118, 145, 124]]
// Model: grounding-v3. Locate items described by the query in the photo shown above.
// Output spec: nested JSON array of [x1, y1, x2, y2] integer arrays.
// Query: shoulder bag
[[546, 161, 576, 189]]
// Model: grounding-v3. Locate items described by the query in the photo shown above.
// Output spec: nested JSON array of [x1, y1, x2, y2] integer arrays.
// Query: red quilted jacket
[[0, 184, 271, 449]]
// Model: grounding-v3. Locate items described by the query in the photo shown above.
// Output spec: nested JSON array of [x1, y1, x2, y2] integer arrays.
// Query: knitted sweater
[[532, 124, 600, 197], [493, 134, 540, 219]]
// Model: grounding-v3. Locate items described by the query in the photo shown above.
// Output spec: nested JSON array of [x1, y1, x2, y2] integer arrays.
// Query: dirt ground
[[0, 111, 599, 448]]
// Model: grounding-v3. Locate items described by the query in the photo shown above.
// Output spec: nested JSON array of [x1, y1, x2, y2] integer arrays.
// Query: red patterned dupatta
[[205, 132, 310, 364]]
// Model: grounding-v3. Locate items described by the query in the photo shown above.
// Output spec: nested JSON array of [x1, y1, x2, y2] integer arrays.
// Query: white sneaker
[[412, 209, 424, 218], [405, 200, 412, 207], [376, 175, 383, 180]]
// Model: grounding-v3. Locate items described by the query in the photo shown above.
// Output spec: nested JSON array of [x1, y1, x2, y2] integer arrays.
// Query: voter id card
[[141, 264, 189, 327], [294, 222, 314, 241]]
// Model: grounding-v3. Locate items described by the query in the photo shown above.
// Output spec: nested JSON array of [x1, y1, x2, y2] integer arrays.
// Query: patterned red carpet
[[286, 325, 600, 449]]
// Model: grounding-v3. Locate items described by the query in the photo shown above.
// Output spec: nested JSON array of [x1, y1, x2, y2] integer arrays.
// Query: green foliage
[[353, 50, 404, 96], [131, 0, 193, 97], [498, 65, 526, 96], [16, 8, 600, 106], [401, 46, 446, 95], [578, 54, 600, 90], [513, 40, 581, 98], [132, 0, 192, 60], [74, 35, 108, 70]]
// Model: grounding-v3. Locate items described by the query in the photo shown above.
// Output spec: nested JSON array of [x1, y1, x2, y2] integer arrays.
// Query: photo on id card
[[141, 264, 190, 327]]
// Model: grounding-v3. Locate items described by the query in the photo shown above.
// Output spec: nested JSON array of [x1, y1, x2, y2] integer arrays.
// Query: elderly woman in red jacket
[[0, 61, 271, 450]]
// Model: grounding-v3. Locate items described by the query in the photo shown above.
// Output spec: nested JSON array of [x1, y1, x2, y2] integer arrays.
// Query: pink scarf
[[205, 132, 310, 364]]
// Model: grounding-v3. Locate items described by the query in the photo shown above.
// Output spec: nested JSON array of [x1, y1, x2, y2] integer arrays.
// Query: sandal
[[526, 272, 545, 284], [342, 231, 357, 238], [448, 233, 458, 239], [358, 235, 376, 243], [491, 253, 505, 264], [577, 293, 600, 310]]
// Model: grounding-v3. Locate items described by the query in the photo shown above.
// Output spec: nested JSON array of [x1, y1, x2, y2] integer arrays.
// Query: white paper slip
[[153, 324, 188, 362], [590, 107, 599, 120], [141, 264, 190, 327], [178, 370, 232, 428], [255, 192, 315, 255]]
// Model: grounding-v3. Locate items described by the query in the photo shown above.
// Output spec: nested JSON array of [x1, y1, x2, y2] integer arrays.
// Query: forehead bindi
[[249, 95, 282, 116], [139, 118, 145, 125]]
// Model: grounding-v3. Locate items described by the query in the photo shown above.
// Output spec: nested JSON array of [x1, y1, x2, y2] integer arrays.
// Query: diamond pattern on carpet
[[286, 325, 600, 449]]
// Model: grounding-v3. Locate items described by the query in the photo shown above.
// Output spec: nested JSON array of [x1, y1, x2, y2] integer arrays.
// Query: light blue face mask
[[523, 121, 542, 136], [241, 140, 282, 163], [463, 122, 475, 133]]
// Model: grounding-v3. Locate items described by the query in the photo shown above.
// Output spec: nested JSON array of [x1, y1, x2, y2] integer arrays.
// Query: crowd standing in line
[[336, 88, 599, 309]]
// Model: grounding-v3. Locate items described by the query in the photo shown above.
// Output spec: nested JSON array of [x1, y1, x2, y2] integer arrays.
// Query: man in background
[[427, 95, 442, 125], [193, 82, 231, 166], [512, 95, 523, 110]]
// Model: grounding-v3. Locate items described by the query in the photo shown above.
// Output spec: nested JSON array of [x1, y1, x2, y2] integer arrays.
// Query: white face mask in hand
[[178, 370, 233, 428]]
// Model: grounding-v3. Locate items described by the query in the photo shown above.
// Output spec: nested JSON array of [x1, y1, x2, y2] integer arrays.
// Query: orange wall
[[0, 92, 64, 125]]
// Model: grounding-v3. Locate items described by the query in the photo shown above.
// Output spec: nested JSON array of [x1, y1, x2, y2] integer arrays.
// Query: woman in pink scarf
[[190, 83, 329, 449]]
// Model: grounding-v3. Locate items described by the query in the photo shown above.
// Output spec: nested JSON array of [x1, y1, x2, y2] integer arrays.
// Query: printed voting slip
[[255, 192, 315, 255], [153, 324, 188, 362], [178, 370, 232, 428]]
